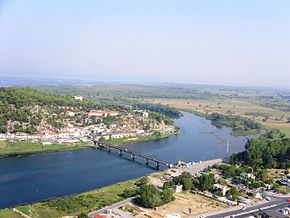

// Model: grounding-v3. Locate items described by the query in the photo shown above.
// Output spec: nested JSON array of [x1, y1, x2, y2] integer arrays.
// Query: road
[[205, 196, 289, 218], [88, 197, 134, 218], [178, 158, 223, 174]]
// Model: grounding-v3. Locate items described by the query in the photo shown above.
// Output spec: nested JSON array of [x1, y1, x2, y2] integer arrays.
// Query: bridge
[[92, 141, 173, 169]]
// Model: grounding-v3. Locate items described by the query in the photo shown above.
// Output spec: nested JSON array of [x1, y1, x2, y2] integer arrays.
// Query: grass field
[[0, 178, 139, 218], [0, 140, 89, 158], [147, 98, 290, 137], [140, 192, 227, 218]]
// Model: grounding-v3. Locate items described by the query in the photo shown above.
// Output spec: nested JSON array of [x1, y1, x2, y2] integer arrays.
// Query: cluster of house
[[65, 110, 120, 118], [0, 109, 175, 144], [162, 163, 279, 207]]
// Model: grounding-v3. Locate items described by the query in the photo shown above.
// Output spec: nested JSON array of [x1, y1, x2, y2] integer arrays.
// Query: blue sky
[[0, 0, 289, 88]]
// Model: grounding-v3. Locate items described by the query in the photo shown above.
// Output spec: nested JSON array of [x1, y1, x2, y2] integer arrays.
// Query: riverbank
[[0, 178, 140, 218], [145, 98, 290, 138], [0, 141, 90, 158], [103, 130, 179, 146], [0, 129, 179, 158], [181, 108, 261, 136], [0, 112, 248, 209]]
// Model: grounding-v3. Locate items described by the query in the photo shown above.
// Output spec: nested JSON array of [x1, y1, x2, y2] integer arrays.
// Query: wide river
[[0, 112, 248, 208]]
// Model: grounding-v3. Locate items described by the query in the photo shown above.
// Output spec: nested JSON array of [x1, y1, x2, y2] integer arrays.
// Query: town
[[90, 159, 290, 218], [0, 102, 176, 145]]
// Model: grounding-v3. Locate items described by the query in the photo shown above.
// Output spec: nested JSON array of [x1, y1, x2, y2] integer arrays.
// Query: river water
[[0, 112, 248, 208]]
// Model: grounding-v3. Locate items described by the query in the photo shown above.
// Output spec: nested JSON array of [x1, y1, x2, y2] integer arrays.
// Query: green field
[[0, 141, 89, 158], [264, 125, 290, 138], [0, 178, 139, 218]]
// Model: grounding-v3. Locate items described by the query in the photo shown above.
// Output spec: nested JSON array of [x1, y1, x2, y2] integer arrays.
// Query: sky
[[0, 0, 290, 88]]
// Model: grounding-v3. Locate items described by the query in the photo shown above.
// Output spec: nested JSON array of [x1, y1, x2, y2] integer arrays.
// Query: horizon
[[1, 75, 290, 92], [0, 0, 290, 88]]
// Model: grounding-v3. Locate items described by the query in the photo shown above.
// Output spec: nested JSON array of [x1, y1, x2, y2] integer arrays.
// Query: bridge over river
[[93, 141, 173, 169]]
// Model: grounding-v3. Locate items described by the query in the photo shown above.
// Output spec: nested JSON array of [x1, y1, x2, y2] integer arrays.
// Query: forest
[[209, 112, 261, 133], [132, 103, 182, 118], [231, 130, 290, 169]]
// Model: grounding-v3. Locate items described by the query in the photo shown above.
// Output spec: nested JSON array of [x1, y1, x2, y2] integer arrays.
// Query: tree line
[[209, 112, 261, 132], [231, 130, 290, 169], [132, 103, 182, 119]]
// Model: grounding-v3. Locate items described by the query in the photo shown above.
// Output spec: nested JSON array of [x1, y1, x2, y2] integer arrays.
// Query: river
[[0, 112, 248, 208]]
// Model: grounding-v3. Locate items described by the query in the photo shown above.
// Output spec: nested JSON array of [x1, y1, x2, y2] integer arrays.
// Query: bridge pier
[[156, 162, 160, 170], [130, 154, 136, 160], [145, 158, 149, 165], [119, 150, 122, 156]]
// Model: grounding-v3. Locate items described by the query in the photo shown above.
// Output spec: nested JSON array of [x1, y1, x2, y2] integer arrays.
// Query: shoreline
[[0, 130, 179, 159], [103, 129, 179, 146], [181, 109, 260, 136], [0, 145, 91, 159], [0, 178, 142, 217], [0, 141, 91, 159], [0, 131, 180, 210]]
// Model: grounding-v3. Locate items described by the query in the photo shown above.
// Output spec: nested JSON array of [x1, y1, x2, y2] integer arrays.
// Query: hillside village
[[0, 88, 177, 144]]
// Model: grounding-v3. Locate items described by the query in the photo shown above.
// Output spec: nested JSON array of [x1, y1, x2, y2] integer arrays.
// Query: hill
[[0, 87, 105, 134]]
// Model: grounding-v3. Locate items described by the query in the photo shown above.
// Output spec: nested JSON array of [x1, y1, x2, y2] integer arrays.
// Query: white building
[[74, 96, 83, 101], [88, 111, 119, 117], [65, 111, 75, 117]]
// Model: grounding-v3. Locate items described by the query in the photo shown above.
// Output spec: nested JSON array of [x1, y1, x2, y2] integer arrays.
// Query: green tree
[[256, 168, 268, 182], [230, 186, 240, 201], [163, 181, 174, 190], [197, 174, 215, 191], [172, 172, 193, 191], [161, 188, 175, 203], [136, 185, 163, 208], [181, 177, 193, 191]]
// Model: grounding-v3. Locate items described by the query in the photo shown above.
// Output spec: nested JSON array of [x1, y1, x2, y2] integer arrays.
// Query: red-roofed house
[[88, 111, 119, 117]]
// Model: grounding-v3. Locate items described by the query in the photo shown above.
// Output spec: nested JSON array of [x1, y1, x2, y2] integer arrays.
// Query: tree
[[78, 213, 87, 218], [163, 181, 174, 190], [153, 131, 161, 137], [256, 168, 268, 182], [181, 177, 193, 191], [172, 172, 193, 191], [161, 188, 175, 203], [197, 174, 215, 191], [136, 185, 163, 208], [137, 177, 148, 187], [230, 187, 240, 201], [231, 137, 290, 169]]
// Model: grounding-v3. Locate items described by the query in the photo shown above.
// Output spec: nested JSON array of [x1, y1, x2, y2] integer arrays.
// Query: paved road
[[235, 202, 289, 218], [205, 197, 289, 218], [178, 158, 223, 174], [88, 197, 134, 218]]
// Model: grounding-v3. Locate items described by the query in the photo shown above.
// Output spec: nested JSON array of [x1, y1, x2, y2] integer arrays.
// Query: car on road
[[264, 196, 271, 201]]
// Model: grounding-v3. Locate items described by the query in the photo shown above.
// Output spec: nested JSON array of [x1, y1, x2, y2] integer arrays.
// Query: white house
[[88, 111, 119, 117], [240, 173, 256, 180], [65, 111, 75, 117], [74, 96, 83, 101], [173, 185, 183, 193]]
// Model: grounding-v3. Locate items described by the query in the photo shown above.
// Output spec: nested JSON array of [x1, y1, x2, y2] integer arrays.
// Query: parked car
[[277, 179, 288, 186]]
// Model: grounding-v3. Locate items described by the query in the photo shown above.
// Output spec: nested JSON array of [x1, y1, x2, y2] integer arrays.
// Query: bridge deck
[[96, 142, 172, 167]]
